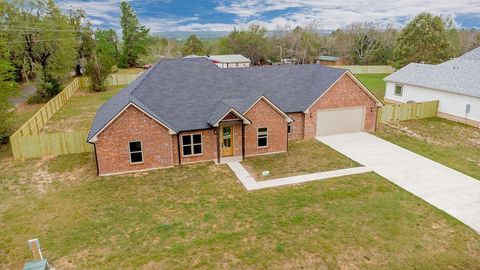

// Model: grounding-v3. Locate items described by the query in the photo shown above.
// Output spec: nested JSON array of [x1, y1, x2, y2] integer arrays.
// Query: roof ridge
[[129, 61, 163, 99]]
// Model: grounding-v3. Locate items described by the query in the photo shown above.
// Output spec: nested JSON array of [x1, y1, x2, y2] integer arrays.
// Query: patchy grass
[[1, 151, 479, 269], [41, 86, 123, 132], [12, 102, 45, 130], [241, 140, 359, 180], [356, 73, 389, 101], [375, 117, 480, 180]]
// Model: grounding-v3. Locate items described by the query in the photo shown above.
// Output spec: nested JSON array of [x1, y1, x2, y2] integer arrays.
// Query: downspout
[[286, 123, 289, 152], [176, 133, 181, 165], [216, 126, 221, 163], [87, 141, 99, 176], [241, 123, 246, 160]]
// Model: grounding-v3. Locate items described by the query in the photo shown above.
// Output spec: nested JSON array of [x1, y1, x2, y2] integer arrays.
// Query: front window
[[129, 141, 143, 164], [182, 134, 202, 156], [257, 128, 268, 147], [394, 84, 403, 96], [287, 123, 292, 134]]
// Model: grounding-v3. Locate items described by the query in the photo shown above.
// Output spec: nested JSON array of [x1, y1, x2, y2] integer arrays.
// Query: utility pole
[[278, 45, 283, 64]]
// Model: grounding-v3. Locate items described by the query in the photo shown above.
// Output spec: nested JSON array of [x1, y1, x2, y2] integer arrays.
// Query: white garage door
[[316, 107, 365, 136]]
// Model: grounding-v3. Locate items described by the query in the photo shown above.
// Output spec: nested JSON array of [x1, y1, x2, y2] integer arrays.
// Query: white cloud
[[58, 0, 122, 26], [216, 0, 480, 29], [57, 0, 480, 32]]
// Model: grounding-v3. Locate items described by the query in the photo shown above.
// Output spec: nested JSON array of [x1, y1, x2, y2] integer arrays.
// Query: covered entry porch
[[214, 112, 249, 164]]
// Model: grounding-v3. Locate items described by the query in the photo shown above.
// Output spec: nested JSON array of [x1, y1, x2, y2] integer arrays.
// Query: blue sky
[[57, 0, 480, 32]]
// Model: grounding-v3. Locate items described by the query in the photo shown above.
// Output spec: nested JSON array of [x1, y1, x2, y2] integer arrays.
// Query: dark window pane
[[287, 124, 291, 134], [130, 152, 143, 163], [193, 144, 202, 154], [129, 141, 142, 152], [258, 137, 267, 147], [183, 145, 192, 156], [258, 127, 267, 133], [193, 134, 202, 144], [182, 135, 191, 145], [395, 85, 403, 95], [223, 138, 231, 147]]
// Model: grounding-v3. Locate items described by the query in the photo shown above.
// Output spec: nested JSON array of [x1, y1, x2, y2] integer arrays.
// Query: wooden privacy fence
[[11, 131, 93, 159], [11, 78, 81, 137], [333, 65, 395, 74], [10, 72, 141, 160], [377, 100, 439, 123], [79, 73, 141, 88]]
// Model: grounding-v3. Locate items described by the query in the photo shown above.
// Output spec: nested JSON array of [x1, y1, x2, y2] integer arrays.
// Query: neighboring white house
[[384, 47, 480, 127], [184, 54, 251, 68], [208, 54, 251, 68]]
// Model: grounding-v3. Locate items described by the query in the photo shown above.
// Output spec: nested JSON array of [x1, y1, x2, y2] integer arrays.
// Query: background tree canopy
[[393, 12, 455, 68]]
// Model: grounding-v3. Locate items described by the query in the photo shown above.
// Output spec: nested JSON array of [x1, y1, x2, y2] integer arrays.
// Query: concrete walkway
[[227, 162, 372, 191], [317, 132, 480, 233]]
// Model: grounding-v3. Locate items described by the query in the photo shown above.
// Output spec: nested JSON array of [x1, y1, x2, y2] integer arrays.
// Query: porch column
[[242, 123, 246, 161], [216, 126, 221, 164]]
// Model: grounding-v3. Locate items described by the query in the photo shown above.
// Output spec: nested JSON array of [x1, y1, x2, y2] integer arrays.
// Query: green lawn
[[375, 117, 480, 180], [1, 149, 479, 269], [41, 86, 123, 132], [356, 73, 389, 101], [12, 103, 45, 130], [242, 140, 358, 180]]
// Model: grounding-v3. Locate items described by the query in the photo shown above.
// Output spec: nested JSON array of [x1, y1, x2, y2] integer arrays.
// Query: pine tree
[[120, 1, 150, 67], [182, 35, 204, 56]]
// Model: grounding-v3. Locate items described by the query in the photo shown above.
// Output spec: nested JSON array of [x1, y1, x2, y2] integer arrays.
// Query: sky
[[56, 0, 480, 32]]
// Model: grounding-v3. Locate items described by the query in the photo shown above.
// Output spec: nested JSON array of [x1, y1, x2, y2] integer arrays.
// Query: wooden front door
[[221, 126, 234, 156]]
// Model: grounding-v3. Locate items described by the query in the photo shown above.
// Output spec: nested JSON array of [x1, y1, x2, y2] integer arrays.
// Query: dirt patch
[[384, 122, 438, 145], [277, 251, 327, 270], [54, 247, 112, 269], [336, 248, 381, 270], [17, 157, 92, 193]]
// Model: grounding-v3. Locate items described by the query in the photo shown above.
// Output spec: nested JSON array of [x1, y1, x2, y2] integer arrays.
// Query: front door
[[221, 126, 234, 156]]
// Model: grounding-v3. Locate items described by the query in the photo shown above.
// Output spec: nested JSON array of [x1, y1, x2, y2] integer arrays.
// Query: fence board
[[377, 100, 439, 123], [332, 65, 395, 74], [10, 131, 94, 159], [10, 72, 141, 159]]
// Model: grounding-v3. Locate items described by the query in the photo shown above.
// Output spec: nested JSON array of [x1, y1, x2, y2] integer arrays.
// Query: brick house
[[88, 58, 382, 176]]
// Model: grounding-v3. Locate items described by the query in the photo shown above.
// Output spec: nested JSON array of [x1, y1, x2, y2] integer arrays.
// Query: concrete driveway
[[317, 132, 480, 233]]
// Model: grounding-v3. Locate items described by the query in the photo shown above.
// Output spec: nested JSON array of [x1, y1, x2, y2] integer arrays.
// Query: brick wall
[[303, 74, 378, 138], [244, 99, 288, 156], [287, 112, 304, 140], [96, 105, 174, 175], [173, 129, 218, 164]]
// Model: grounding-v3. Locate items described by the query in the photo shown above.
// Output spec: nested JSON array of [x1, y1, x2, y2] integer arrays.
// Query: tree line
[[0, 0, 150, 142], [182, 13, 479, 67]]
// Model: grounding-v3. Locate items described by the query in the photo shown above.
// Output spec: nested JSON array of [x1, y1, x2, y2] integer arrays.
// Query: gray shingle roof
[[88, 58, 346, 141], [384, 47, 480, 98], [457, 47, 480, 61], [224, 64, 346, 112]]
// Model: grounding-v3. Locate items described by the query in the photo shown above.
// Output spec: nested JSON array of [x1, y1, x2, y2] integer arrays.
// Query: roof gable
[[385, 47, 480, 98], [385, 61, 480, 98]]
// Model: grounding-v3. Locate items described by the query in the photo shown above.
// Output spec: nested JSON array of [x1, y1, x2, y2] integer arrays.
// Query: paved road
[[317, 132, 480, 233], [9, 84, 36, 106]]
